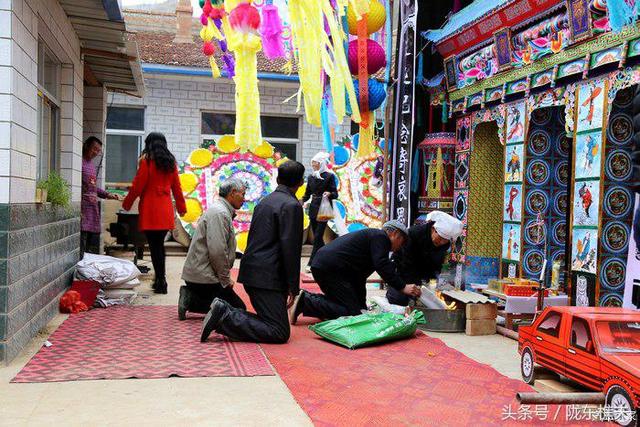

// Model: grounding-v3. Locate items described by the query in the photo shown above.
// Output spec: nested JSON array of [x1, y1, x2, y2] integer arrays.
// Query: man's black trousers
[[217, 286, 290, 344], [300, 268, 367, 320]]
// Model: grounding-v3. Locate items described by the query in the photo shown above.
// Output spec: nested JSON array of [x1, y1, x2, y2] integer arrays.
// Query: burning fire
[[436, 291, 458, 310]]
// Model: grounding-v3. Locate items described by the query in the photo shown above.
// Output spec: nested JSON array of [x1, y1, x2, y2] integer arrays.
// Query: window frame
[[570, 317, 595, 354], [537, 311, 563, 339], [201, 111, 301, 162], [105, 106, 146, 186], [36, 42, 61, 181]]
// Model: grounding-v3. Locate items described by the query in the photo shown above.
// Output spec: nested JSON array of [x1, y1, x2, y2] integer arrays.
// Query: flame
[[435, 291, 458, 310]]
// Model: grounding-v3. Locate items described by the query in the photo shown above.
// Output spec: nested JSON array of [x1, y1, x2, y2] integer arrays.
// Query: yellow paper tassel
[[231, 34, 263, 152], [208, 18, 224, 40], [209, 56, 221, 79], [282, 59, 293, 75], [356, 112, 375, 158], [321, 0, 360, 124]]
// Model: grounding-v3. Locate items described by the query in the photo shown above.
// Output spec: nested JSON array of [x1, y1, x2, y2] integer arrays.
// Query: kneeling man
[[179, 178, 247, 320], [289, 220, 421, 324]]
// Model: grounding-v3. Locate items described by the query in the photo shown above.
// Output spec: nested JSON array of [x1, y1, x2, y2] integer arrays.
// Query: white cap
[[426, 210, 464, 241]]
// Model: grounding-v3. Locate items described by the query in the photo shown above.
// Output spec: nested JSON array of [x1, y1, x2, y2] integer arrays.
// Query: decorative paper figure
[[575, 131, 602, 178], [575, 274, 590, 306], [505, 103, 526, 144], [505, 144, 524, 182], [566, 0, 592, 42], [577, 81, 605, 131], [502, 223, 522, 261], [572, 228, 598, 273], [504, 184, 522, 221], [494, 28, 512, 70], [573, 180, 600, 227]]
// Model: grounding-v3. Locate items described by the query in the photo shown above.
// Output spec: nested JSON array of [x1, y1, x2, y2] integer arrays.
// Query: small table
[[483, 291, 569, 330]]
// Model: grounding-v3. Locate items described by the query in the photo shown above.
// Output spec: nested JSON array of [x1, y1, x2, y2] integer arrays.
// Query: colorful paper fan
[[217, 135, 240, 153], [181, 198, 203, 223], [179, 172, 198, 194], [189, 148, 214, 168], [178, 136, 308, 251]]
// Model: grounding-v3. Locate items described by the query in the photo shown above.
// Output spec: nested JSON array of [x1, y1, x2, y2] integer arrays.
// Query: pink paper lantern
[[348, 39, 386, 76]]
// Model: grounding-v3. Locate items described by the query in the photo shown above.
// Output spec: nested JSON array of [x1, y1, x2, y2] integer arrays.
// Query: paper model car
[[518, 307, 640, 426]]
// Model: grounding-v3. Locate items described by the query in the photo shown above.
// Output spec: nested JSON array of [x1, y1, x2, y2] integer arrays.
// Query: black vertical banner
[[390, 0, 418, 226]]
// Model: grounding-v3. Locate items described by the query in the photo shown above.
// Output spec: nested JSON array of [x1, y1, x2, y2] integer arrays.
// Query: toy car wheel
[[521, 347, 536, 385], [606, 385, 637, 426]]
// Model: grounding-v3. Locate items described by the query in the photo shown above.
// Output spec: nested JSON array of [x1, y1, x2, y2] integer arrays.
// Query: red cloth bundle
[[70, 280, 101, 308], [59, 291, 88, 314]]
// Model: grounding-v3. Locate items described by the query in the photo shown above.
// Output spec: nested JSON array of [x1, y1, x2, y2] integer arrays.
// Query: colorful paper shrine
[[426, 0, 640, 308], [416, 133, 455, 216]]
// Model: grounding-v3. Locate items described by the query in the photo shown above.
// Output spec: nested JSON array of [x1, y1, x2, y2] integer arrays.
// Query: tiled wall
[[108, 74, 349, 168], [0, 204, 80, 362], [0, 0, 84, 203], [0, 0, 90, 363]]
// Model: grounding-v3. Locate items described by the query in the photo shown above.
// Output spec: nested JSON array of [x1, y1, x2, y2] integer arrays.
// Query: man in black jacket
[[288, 220, 421, 323], [201, 161, 305, 344], [386, 210, 464, 306]]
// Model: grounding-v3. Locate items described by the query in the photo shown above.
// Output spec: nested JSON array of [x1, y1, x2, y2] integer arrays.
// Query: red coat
[[123, 159, 187, 231]]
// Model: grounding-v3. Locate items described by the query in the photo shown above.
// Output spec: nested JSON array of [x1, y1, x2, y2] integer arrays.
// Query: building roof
[[422, 0, 510, 44], [133, 31, 296, 74], [124, 9, 389, 80], [59, 0, 144, 95], [125, 9, 296, 75]]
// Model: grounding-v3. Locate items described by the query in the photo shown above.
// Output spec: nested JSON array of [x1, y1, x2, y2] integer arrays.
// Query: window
[[106, 107, 145, 131], [37, 43, 61, 180], [201, 112, 300, 161], [570, 318, 594, 353], [105, 107, 145, 184], [537, 311, 562, 338]]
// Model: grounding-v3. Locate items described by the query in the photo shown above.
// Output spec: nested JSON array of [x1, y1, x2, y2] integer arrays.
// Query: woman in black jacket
[[302, 152, 338, 271]]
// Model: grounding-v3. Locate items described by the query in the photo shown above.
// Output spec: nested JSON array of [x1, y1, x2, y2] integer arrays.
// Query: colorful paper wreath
[[177, 135, 310, 250]]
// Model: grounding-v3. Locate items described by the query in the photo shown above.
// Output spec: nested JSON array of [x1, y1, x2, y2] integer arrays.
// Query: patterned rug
[[227, 273, 576, 426], [11, 306, 273, 383]]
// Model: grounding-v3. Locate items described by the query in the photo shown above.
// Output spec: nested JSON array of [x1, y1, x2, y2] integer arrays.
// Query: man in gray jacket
[[179, 178, 247, 320]]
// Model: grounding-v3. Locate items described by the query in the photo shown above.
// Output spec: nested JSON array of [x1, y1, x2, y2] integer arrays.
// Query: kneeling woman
[[123, 132, 186, 294], [386, 211, 463, 306]]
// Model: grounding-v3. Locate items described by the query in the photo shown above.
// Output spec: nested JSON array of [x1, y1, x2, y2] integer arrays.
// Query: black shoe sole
[[201, 309, 216, 342]]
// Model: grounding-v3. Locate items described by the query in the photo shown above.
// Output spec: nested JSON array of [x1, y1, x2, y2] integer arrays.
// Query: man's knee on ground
[[270, 326, 290, 344]]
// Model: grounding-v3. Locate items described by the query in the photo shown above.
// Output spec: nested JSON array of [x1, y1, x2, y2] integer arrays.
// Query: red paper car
[[518, 307, 640, 426]]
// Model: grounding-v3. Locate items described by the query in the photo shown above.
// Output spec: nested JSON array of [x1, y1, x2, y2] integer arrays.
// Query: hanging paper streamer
[[288, 0, 361, 128], [225, 2, 263, 152], [260, 1, 286, 59]]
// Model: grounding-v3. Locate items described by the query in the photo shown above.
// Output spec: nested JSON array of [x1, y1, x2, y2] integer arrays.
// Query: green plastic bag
[[309, 311, 426, 349]]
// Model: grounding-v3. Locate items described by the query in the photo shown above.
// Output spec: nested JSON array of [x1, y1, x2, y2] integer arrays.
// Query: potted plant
[[35, 179, 48, 203], [38, 171, 72, 209]]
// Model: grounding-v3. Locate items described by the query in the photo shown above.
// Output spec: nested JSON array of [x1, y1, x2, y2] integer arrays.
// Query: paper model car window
[[538, 311, 562, 338], [596, 321, 640, 354], [570, 318, 593, 353]]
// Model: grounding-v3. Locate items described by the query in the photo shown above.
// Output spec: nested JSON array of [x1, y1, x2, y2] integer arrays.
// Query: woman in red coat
[[123, 132, 187, 294]]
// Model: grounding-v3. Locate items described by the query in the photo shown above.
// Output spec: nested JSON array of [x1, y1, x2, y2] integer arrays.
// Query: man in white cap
[[288, 220, 420, 324], [386, 210, 464, 306]]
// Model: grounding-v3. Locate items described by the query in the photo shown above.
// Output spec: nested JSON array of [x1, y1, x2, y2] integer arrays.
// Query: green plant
[[40, 171, 71, 208]]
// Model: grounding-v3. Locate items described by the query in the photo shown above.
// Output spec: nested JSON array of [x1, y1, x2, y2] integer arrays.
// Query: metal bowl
[[414, 307, 466, 333]]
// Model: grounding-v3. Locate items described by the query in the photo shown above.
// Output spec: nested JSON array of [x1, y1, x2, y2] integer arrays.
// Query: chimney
[[174, 0, 193, 44]]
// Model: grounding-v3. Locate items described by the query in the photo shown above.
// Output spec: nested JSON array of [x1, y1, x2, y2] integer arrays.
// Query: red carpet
[[229, 272, 578, 426], [12, 306, 273, 383]]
